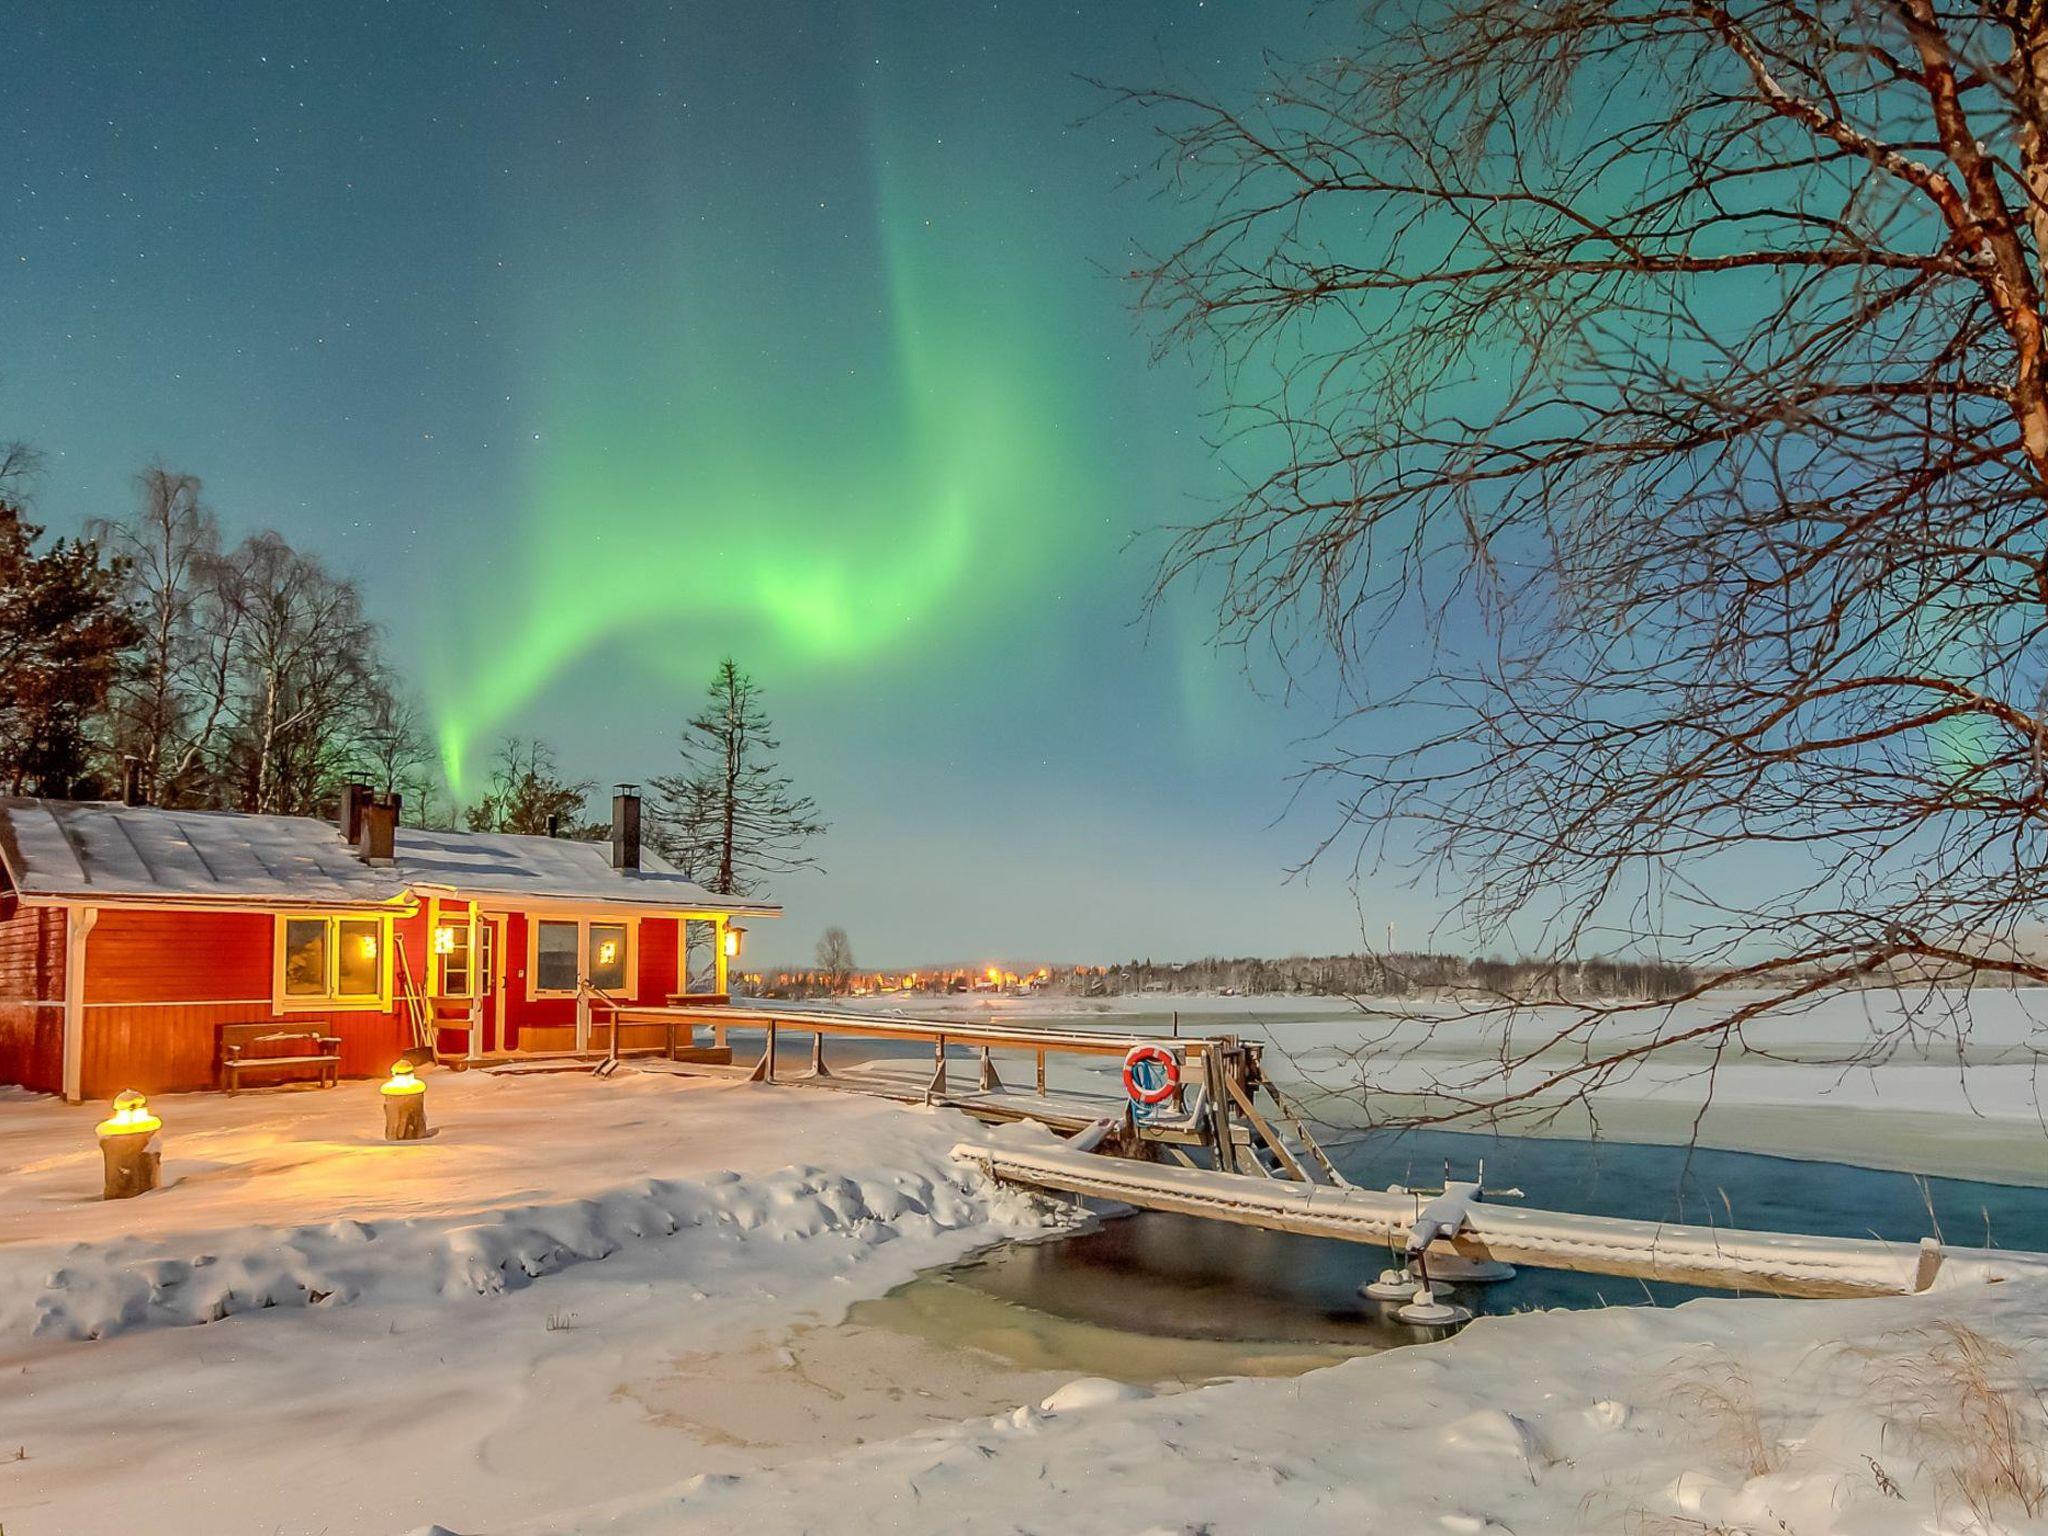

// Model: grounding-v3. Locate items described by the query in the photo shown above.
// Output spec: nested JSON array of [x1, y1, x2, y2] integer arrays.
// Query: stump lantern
[[96, 1089, 162, 1200], [380, 1059, 428, 1141]]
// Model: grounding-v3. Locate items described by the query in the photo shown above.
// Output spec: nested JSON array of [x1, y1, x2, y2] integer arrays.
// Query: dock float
[[954, 1138, 2048, 1300]]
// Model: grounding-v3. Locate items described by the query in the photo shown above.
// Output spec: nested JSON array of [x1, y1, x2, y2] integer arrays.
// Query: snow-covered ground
[[815, 987, 2048, 1185], [3, 1057, 2044, 1535], [0, 1070, 1067, 1533]]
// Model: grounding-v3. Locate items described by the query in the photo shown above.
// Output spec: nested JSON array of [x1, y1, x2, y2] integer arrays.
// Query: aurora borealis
[[6, 1, 1366, 965]]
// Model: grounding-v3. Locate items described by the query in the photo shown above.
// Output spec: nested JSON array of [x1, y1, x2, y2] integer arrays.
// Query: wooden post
[[99, 1130, 159, 1199], [978, 1045, 1002, 1092], [1203, 1047, 1237, 1174], [809, 1029, 831, 1078], [1036, 1049, 1046, 1096], [383, 1092, 428, 1141], [713, 917, 730, 997], [926, 1034, 948, 1104]]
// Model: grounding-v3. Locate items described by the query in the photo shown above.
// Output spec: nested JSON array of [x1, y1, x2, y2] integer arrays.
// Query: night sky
[[4, 2, 1397, 967]]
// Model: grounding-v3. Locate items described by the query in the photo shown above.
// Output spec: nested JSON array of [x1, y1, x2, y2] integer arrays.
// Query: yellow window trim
[[271, 911, 395, 1012]]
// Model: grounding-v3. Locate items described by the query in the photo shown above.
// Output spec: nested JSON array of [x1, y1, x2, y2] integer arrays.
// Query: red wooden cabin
[[0, 788, 776, 1102]]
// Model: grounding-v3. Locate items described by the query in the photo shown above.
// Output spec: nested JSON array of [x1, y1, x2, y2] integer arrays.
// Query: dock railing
[[581, 996, 1342, 1172]]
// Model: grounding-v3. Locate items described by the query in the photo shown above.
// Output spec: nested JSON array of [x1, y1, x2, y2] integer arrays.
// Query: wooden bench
[[218, 1022, 343, 1094]]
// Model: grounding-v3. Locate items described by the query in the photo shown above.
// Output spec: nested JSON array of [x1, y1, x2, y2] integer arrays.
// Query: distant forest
[[754, 951, 1702, 1002]]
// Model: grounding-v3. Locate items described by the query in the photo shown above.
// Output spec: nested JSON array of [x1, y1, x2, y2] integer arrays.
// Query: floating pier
[[952, 1138, 2048, 1299], [585, 995, 2048, 1301]]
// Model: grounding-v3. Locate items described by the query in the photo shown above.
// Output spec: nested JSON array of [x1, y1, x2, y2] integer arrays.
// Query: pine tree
[[0, 446, 139, 796], [651, 659, 824, 897]]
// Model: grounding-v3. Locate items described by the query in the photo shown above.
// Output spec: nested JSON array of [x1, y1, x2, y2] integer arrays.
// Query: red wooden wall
[[0, 897, 703, 1096], [0, 896, 65, 1094], [74, 907, 413, 1099]]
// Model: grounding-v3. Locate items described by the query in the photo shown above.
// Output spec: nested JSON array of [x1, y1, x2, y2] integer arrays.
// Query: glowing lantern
[[357, 932, 379, 961], [380, 1059, 429, 1141], [723, 924, 745, 959], [96, 1089, 162, 1200], [433, 925, 457, 954], [96, 1088, 162, 1138], [596, 938, 619, 966]]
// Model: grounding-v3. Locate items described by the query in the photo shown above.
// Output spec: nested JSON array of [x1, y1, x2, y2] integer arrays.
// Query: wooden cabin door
[[478, 918, 504, 1052]]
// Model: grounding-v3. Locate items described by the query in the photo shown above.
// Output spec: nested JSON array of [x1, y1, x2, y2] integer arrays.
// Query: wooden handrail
[[585, 1000, 1242, 1063]]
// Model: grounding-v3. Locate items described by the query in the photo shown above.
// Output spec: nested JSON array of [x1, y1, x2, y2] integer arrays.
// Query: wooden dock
[[953, 1139, 2048, 1299], [583, 996, 2048, 1301], [587, 997, 1330, 1168]]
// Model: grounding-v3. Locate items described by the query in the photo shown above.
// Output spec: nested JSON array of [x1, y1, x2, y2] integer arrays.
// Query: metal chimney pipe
[[120, 756, 143, 807], [545, 812, 560, 838], [611, 786, 641, 872], [356, 793, 398, 864], [338, 782, 371, 845]]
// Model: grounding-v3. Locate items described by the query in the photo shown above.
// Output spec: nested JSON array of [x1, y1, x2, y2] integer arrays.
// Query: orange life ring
[[1122, 1043, 1181, 1106]]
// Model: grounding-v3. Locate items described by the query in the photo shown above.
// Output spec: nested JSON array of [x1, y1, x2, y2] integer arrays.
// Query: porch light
[[380, 1059, 428, 1141], [96, 1089, 162, 1200], [724, 924, 745, 959]]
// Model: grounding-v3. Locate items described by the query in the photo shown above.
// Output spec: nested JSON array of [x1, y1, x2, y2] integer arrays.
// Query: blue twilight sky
[[2, 1, 1445, 968]]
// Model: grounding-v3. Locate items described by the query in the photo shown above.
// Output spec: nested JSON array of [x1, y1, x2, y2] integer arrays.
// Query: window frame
[[434, 918, 476, 999], [523, 915, 639, 1000], [272, 912, 394, 1011]]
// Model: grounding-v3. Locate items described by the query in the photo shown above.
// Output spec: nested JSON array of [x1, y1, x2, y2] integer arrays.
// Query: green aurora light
[[425, 136, 1092, 793]]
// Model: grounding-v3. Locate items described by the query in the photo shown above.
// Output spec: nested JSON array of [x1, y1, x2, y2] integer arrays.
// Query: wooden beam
[[1225, 1075, 1312, 1182]]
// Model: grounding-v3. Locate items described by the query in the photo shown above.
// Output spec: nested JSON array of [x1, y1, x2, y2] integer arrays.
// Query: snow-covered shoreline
[[4, 1065, 2043, 1535]]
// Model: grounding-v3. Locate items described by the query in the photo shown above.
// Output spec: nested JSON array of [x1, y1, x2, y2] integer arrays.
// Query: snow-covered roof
[[0, 799, 777, 916]]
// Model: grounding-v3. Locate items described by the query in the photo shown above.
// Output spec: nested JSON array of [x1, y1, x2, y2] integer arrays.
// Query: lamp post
[[380, 1059, 429, 1141], [96, 1089, 162, 1199]]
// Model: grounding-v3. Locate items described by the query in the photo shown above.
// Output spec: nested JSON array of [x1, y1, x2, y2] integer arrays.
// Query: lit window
[[278, 915, 386, 1004], [536, 921, 579, 992], [436, 923, 474, 997], [590, 924, 627, 991], [530, 920, 633, 995]]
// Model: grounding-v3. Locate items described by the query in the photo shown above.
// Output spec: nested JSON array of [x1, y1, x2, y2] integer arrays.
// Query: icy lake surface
[[854, 1129, 2048, 1381]]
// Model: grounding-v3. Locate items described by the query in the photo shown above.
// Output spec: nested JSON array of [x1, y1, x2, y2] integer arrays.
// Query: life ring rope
[[1122, 1043, 1181, 1107]]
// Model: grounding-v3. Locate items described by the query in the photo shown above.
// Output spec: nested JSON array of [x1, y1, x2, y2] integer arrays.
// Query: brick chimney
[[338, 782, 371, 845], [611, 786, 641, 872], [356, 791, 400, 864]]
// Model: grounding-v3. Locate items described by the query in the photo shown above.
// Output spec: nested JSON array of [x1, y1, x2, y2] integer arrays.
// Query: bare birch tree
[[89, 465, 228, 804], [1123, 1, 2048, 1127], [216, 532, 383, 815]]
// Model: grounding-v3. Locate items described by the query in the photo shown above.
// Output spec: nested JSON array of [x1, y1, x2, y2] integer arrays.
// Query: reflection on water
[[853, 1131, 2048, 1384]]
